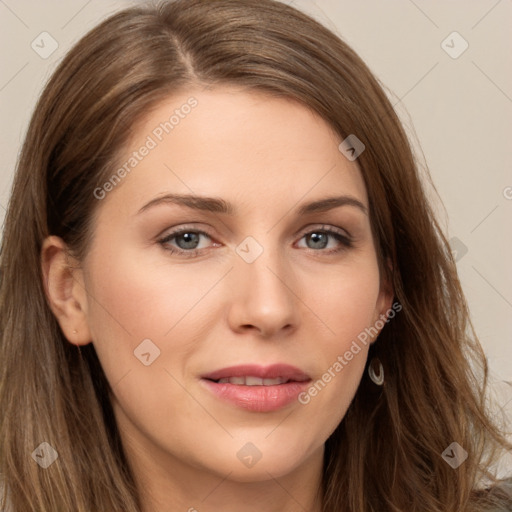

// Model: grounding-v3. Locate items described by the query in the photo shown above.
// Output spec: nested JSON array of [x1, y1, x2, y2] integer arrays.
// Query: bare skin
[[42, 85, 393, 512]]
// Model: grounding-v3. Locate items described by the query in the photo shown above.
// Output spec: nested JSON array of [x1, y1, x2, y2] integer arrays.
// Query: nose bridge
[[228, 234, 298, 335]]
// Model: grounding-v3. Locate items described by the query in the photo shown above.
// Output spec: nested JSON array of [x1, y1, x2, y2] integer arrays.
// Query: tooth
[[263, 377, 284, 386], [245, 376, 264, 386], [216, 376, 288, 386]]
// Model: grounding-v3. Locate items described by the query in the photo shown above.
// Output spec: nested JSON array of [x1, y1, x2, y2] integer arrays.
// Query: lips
[[200, 364, 311, 412], [201, 364, 310, 383]]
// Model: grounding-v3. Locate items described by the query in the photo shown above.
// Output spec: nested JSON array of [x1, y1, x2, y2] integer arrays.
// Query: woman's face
[[75, 86, 392, 484]]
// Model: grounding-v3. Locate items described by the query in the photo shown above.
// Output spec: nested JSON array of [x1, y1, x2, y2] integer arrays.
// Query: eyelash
[[157, 225, 353, 259]]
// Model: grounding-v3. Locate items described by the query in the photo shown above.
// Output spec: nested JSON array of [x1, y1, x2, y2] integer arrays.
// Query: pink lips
[[200, 364, 311, 412], [202, 364, 310, 382]]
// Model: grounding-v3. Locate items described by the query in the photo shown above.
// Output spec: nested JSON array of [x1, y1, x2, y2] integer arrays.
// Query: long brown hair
[[0, 1, 510, 510]]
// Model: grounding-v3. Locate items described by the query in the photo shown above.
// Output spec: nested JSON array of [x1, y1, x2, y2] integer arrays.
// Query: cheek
[[305, 253, 382, 344], [82, 244, 213, 442], [296, 255, 380, 424], [85, 240, 220, 340], [82, 243, 197, 385]]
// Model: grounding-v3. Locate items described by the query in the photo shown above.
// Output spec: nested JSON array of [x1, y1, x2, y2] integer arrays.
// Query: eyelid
[[297, 223, 351, 239], [157, 223, 215, 239]]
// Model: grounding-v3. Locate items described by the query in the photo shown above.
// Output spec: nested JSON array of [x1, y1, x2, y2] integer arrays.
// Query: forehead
[[99, 86, 369, 218]]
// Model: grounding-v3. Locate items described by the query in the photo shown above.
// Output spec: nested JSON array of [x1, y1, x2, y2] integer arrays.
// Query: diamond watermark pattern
[[236, 236, 264, 263], [449, 236, 469, 262], [134, 338, 161, 366], [442, 442, 468, 468], [31, 442, 59, 468], [237, 442, 262, 468], [31, 32, 58, 59], [441, 31, 469, 59], [338, 134, 366, 161]]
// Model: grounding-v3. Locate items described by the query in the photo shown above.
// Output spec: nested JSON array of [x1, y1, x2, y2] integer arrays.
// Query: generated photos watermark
[[298, 301, 402, 405], [93, 97, 198, 200]]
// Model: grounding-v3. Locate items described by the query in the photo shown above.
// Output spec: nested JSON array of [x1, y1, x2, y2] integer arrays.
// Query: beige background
[[1, 0, 511, 472]]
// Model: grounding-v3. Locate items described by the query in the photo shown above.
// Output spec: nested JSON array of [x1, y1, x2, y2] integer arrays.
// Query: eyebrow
[[137, 193, 368, 216]]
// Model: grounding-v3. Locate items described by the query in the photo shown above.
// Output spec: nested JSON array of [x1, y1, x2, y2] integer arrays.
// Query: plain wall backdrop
[[0, 0, 511, 473]]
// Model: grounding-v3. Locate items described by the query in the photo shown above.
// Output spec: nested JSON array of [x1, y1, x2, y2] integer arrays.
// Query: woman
[[0, 0, 510, 510]]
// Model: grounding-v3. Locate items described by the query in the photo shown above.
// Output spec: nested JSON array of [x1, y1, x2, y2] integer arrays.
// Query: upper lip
[[201, 364, 310, 382]]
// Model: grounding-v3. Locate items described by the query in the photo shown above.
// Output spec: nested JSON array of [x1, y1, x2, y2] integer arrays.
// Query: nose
[[226, 245, 299, 338]]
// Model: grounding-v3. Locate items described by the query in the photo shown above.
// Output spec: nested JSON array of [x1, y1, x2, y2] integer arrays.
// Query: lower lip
[[200, 379, 311, 412]]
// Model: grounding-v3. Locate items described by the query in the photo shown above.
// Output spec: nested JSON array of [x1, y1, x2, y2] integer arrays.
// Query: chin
[[220, 460, 304, 483], [211, 445, 314, 482]]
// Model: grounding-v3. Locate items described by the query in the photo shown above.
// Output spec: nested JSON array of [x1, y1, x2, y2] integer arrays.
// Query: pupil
[[178, 232, 199, 249], [309, 232, 327, 249]]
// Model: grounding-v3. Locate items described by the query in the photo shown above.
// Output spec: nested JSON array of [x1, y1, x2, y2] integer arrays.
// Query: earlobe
[[41, 236, 92, 346]]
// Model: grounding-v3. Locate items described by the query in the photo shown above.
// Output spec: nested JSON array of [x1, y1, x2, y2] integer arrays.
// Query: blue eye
[[158, 226, 353, 258], [299, 230, 352, 252], [158, 229, 213, 258]]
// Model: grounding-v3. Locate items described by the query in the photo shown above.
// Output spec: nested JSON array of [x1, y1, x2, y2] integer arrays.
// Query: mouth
[[201, 363, 310, 382], [200, 364, 311, 412], [206, 376, 302, 386]]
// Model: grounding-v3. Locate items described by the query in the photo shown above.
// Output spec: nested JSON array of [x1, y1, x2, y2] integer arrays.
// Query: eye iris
[[307, 232, 328, 249], [176, 232, 200, 250]]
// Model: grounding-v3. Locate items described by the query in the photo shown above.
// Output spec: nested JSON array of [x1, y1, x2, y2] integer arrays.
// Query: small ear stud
[[72, 329, 78, 334]]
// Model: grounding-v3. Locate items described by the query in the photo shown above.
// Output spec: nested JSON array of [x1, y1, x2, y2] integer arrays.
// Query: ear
[[371, 256, 395, 343], [41, 236, 92, 346]]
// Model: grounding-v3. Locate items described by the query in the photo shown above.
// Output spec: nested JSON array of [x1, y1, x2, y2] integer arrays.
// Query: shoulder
[[471, 478, 512, 511]]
